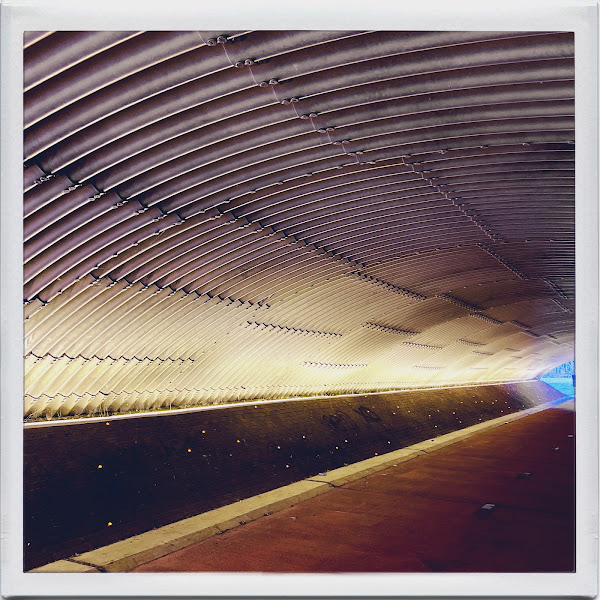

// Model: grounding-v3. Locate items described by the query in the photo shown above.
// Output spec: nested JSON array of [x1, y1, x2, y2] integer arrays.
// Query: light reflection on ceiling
[[23, 30, 574, 419]]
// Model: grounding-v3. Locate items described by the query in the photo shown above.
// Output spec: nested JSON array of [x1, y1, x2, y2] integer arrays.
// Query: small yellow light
[[105, 422, 110, 426], [236, 439, 241, 443], [187, 448, 192, 453], [277, 446, 280, 449], [285, 465, 289, 468], [97, 465, 103, 469], [107, 522, 113, 527], [202, 430, 206, 434]]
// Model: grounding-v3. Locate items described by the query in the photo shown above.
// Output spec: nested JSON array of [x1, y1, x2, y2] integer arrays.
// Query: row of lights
[[303, 361, 367, 369], [436, 293, 481, 312], [26, 352, 195, 365], [469, 313, 503, 325], [457, 339, 484, 347], [362, 323, 419, 336], [402, 342, 443, 350], [244, 321, 342, 338], [508, 320, 531, 330], [348, 271, 427, 301]]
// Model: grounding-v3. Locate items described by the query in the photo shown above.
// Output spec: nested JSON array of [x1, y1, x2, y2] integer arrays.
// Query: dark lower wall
[[24, 381, 564, 570]]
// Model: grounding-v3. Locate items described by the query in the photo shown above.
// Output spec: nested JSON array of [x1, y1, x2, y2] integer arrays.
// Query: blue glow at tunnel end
[[540, 360, 575, 397]]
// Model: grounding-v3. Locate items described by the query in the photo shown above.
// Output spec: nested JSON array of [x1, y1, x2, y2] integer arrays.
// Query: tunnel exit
[[541, 360, 575, 397]]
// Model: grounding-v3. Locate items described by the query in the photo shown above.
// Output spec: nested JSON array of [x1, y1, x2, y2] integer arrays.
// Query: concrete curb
[[30, 480, 329, 573], [29, 397, 570, 573], [29, 559, 100, 573]]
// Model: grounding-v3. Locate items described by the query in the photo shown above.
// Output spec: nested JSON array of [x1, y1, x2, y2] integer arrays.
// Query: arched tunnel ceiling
[[22, 30, 575, 419]]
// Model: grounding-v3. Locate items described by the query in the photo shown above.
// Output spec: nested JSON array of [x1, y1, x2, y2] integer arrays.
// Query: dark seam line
[[66, 557, 107, 572]]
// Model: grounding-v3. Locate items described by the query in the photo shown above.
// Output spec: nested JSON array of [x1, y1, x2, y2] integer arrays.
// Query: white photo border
[[1, 0, 598, 597]]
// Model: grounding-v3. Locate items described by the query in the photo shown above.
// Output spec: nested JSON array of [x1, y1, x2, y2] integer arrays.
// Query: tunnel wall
[[22, 31, 576, 421], [24, 380, 565, 570]]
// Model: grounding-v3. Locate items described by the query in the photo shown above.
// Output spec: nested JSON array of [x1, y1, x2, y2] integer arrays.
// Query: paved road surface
[[135, 401, 575, 573]]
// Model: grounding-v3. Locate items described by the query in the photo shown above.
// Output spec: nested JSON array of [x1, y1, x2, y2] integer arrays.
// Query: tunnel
[[20, 29, 576, 573]]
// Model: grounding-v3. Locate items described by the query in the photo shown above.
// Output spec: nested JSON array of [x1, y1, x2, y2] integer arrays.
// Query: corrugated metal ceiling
[[22, 30, 574, 419]]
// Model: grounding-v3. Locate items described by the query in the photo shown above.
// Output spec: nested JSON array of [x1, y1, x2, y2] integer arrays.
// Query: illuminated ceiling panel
[[23, 30, 575, 419]]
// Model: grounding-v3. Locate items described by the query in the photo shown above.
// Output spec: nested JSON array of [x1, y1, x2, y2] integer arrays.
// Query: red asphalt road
[[135, 401, 575, 573]]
